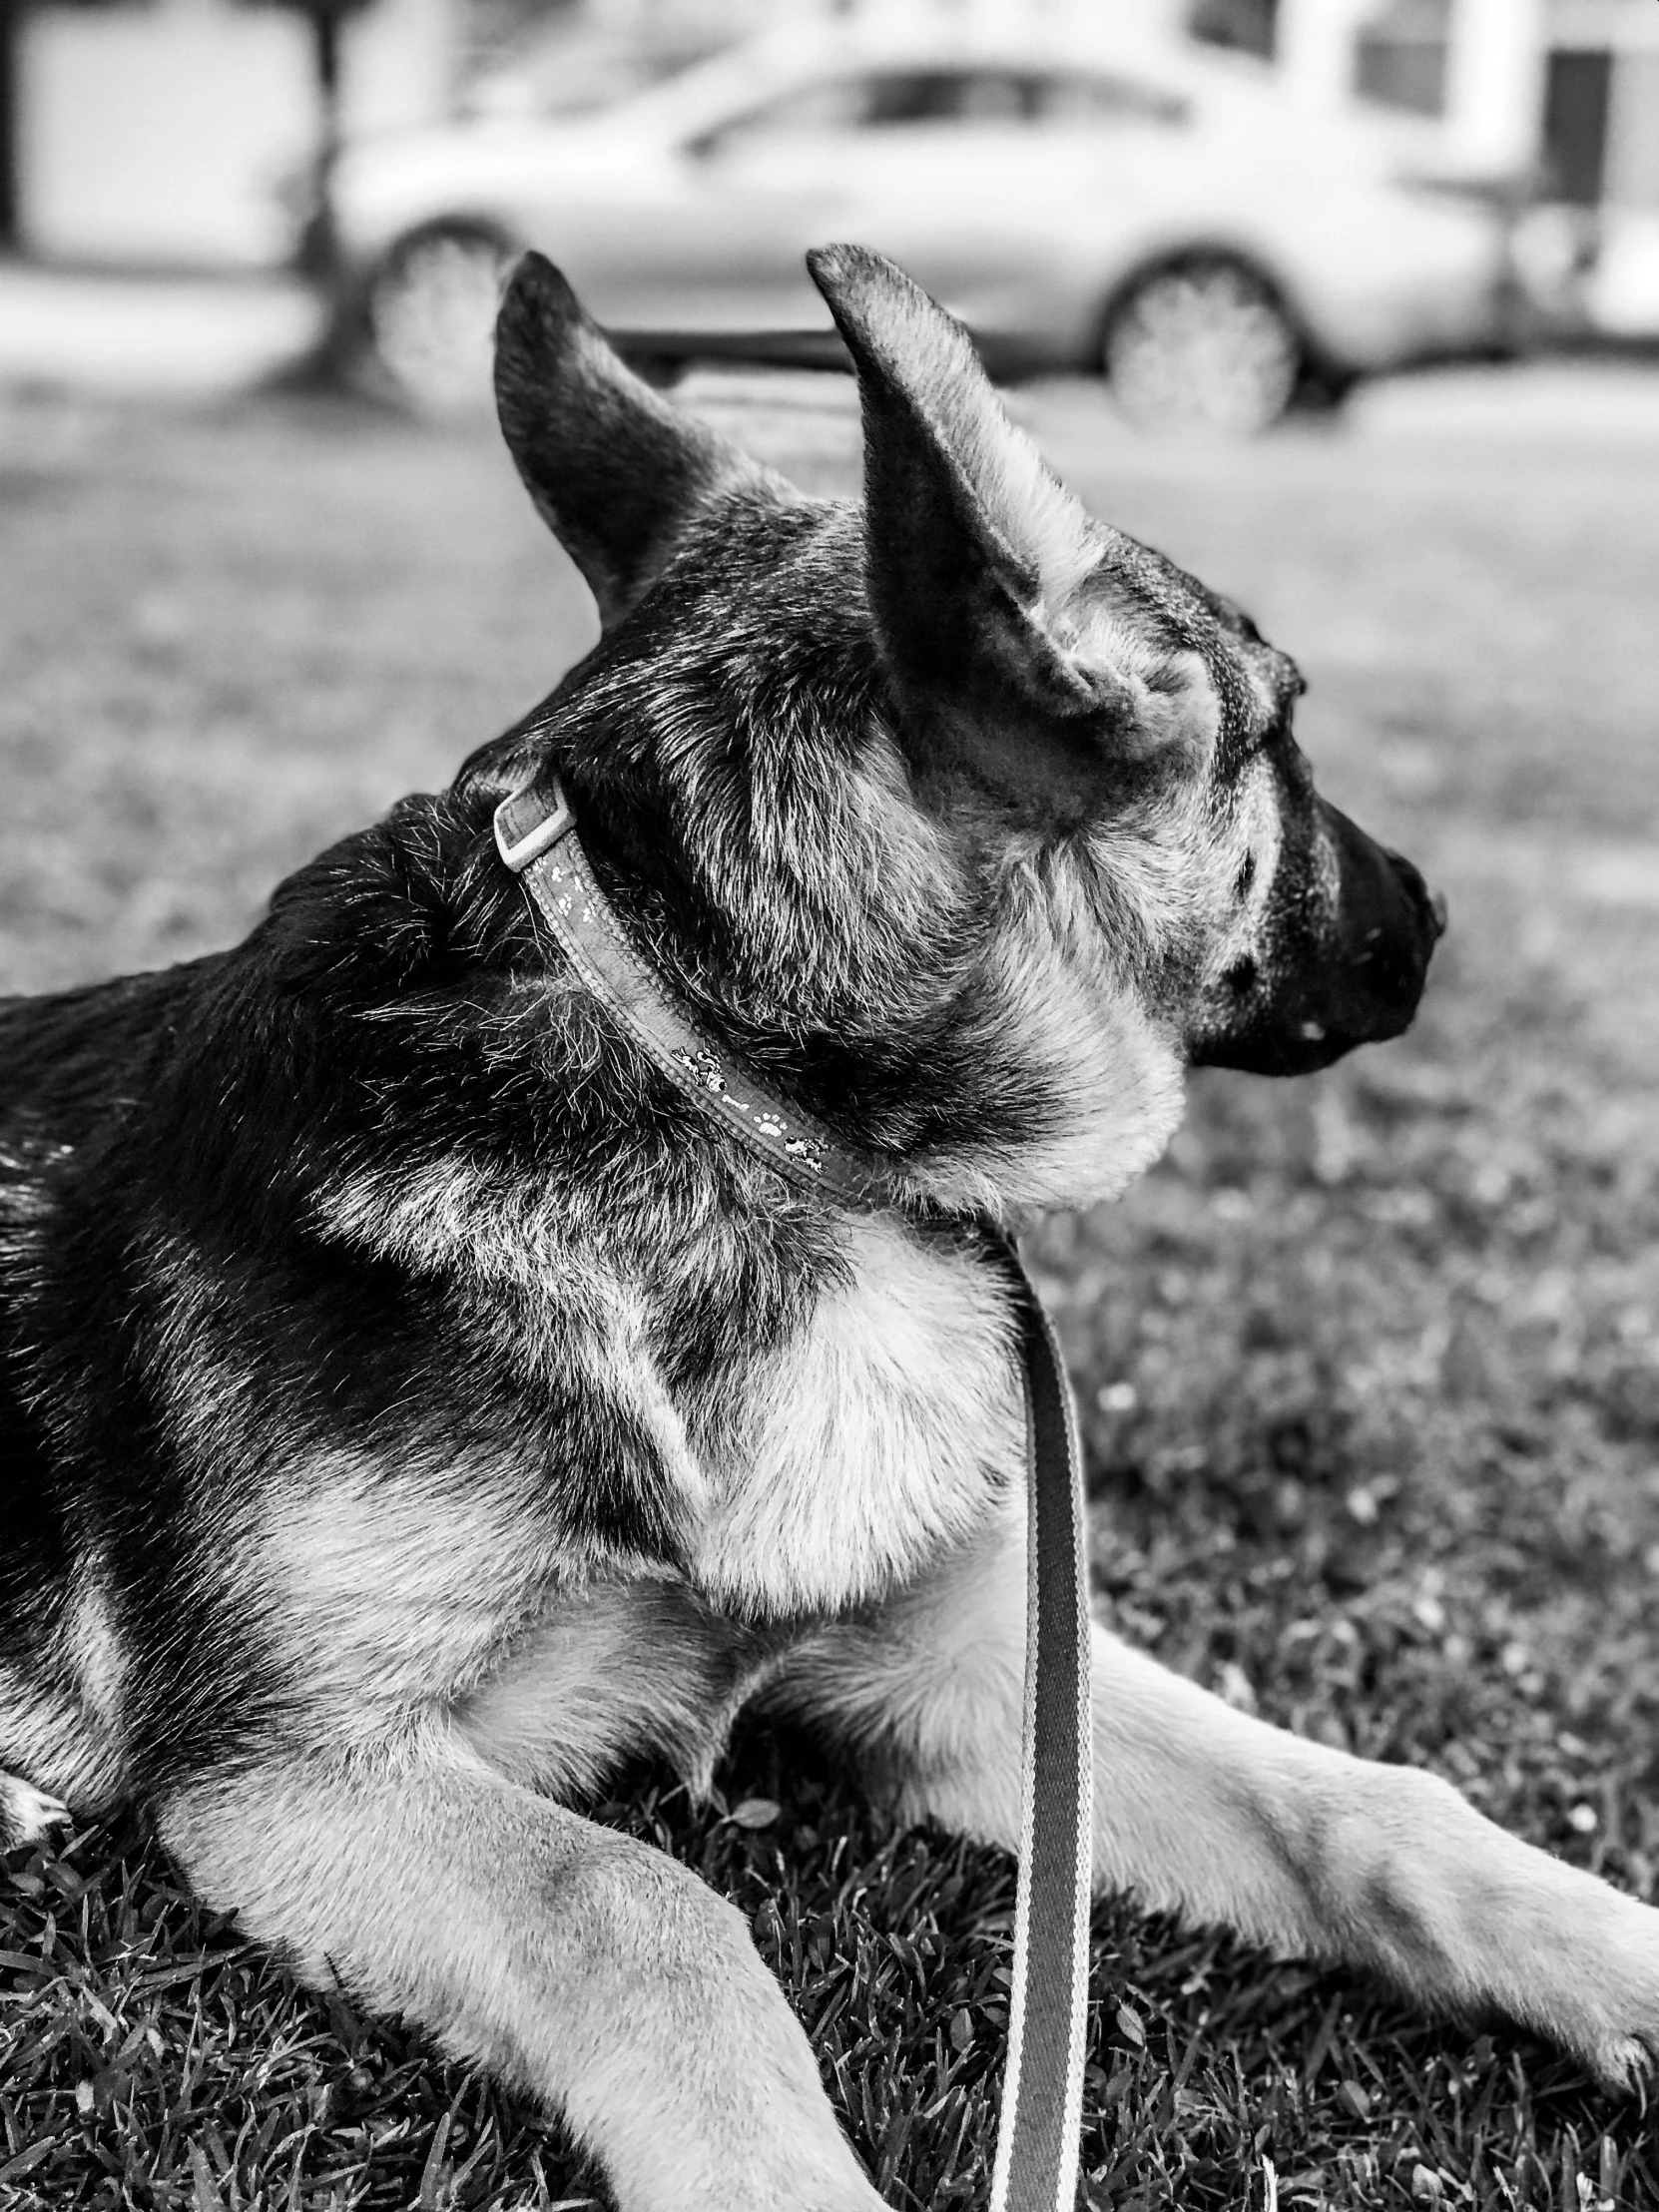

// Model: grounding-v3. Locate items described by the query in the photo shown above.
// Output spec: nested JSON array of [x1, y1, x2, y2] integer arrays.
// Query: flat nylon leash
[[496, 777, 1093, 2210], [988, 1245, 1094, 2212]]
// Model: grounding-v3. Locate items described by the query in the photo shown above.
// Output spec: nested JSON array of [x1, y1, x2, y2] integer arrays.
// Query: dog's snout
[[1383, 846, 1445, 943]]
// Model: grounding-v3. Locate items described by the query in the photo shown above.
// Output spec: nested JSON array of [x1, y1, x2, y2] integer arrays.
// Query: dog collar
[[495, 776, 889, 1207], [494, 771, 1093, 2212]]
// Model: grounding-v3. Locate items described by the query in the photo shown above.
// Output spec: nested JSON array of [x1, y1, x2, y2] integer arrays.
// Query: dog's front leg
[[159, 1744, 886, 2212], [772, 1497, 1659, 2087]]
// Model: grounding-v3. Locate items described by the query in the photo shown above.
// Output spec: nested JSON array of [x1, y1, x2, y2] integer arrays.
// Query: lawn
[[2, 368, 1658, 2211]]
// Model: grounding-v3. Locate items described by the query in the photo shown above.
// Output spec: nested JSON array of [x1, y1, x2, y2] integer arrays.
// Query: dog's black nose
[[1383, 847, 1445, 946]]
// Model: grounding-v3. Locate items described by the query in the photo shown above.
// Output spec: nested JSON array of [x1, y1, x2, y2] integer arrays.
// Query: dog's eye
[[1236, 854, 1257, 898]]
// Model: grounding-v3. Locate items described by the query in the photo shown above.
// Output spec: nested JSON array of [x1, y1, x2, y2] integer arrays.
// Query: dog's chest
[[685, 1219, 1023, 1617]]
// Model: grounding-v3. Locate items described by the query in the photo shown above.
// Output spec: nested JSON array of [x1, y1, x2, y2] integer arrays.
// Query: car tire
[[1103, 259, 1303, 437], [364, 222, 519, 416]]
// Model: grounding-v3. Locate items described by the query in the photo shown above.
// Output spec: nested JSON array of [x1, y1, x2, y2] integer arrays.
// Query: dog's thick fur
[[3, 248, 1656, 2209]]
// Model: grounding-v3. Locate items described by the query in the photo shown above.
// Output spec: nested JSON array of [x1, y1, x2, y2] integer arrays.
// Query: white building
[[8, 0, 454, 267], [1195, 0, 1659, 333]]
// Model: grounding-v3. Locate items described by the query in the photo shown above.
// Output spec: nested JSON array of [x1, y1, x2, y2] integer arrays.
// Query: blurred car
[[325, 21, 1518, 433]]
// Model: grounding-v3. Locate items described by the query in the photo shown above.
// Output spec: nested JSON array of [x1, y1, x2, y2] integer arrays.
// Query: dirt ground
[[3, 373, 1658, 2209]]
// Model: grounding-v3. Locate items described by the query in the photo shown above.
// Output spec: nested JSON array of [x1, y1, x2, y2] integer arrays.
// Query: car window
[[862, 71, 1029, 126], [1031, 72, 1192, 127], [708, 77, 872, 145], [691, 76, 866, 156], [702, 67, 1054, 150]]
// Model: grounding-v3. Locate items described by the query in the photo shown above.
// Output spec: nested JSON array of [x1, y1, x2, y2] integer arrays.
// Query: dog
[[2, 245, 1656, 2211]]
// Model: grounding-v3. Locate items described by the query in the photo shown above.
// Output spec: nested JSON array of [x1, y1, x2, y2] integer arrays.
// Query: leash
[[496, 775, 1093, 2211], [990, 1252, 1094, 2212]]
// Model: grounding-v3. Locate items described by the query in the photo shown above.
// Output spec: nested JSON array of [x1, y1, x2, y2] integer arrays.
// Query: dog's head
[[472, 247, 1441, 1214]]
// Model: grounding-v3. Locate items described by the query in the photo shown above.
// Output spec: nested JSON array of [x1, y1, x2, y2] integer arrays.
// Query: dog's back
[[0, 961, 227, 1831], [0, 961, 205, 1141], [0, 816, 564, 1829]]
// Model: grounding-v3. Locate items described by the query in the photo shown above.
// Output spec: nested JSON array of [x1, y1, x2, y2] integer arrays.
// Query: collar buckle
[[494, 781, 575, 873]]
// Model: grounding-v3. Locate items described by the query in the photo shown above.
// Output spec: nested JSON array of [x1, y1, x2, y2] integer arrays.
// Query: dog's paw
[[1563, 1936, 1659, 2096], [1327, 1768, 1659, 2093], [1593, 2032, 1657, 2096], [1502, 1870, 1659, 2094], [0, 1772, 72, 1852]]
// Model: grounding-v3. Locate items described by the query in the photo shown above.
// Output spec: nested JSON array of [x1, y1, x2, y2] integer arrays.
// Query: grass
[[2, 368, 1659, 2210]]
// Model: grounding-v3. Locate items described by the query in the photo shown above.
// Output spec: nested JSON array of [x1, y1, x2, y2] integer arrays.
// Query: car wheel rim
[[369, 232, 511, 415], [1106, 266, 1301, 437]]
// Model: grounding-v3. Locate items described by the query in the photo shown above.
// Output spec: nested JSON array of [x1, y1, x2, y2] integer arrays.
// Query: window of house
[[1353, 0, 1451, 117], [1188, 0, 1278, 63], [1541, 50, 1613, 207]]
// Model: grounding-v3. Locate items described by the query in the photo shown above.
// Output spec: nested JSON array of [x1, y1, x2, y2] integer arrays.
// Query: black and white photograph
[[3, 1, 1658, 2206]]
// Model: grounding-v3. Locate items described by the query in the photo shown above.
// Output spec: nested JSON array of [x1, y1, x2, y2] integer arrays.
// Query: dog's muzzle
[[1192, 802, 1444, 1078]]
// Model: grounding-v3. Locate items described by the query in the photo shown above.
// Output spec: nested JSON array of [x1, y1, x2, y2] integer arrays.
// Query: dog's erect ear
[[809, 245, 1190, 828], [494, 253, 749, 629]]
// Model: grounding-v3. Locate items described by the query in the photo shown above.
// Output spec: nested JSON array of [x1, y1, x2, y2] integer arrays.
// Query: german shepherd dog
[[3, 248, 1656, 2210]]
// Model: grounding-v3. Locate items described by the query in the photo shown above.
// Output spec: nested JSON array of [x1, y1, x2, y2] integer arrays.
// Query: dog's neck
[[494, 774, 913, 1211], [486, 764, 1185, 1226]]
